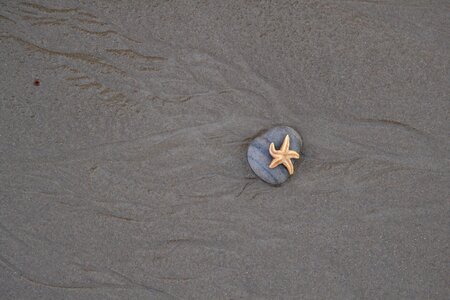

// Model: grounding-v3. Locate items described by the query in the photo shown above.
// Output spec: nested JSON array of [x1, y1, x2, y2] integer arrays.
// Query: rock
[[247, 126, 302, 185]]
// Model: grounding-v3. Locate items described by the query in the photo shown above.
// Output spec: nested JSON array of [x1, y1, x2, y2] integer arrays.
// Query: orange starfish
[[269, 134, 300, 175]]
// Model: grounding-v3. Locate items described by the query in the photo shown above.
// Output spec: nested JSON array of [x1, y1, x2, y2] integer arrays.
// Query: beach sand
[[1, 1, 449, 299]]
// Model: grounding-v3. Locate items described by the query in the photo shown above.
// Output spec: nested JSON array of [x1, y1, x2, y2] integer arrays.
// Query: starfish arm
[[287, 150, 300, 159], [280, 135, 290, 152], [269, 157, 283, 169], [283, 158, 295, 175], [269, 142, 278, 156]]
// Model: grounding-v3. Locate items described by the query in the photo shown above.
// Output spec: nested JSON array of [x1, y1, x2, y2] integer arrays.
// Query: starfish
[[269, 134, 300, 175]]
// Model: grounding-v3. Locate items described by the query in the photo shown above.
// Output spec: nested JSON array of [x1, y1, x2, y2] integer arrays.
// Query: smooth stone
[[247, 126, 302, 185]]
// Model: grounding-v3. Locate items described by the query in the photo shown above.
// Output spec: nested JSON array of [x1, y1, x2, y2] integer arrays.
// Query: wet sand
[[1, 1, 449, 299]]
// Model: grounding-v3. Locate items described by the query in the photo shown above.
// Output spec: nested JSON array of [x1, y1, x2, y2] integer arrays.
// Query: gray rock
[[247, 126, 302, 185]]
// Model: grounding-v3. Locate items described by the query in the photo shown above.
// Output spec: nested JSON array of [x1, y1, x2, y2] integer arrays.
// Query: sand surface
[[1, 1, 449, 299]]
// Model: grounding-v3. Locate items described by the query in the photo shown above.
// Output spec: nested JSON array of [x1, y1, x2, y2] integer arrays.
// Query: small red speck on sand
[[34, 79, 40, 86]]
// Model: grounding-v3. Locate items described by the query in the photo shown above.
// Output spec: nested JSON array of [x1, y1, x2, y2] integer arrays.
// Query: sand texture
[[1, 1, 449, 299]]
